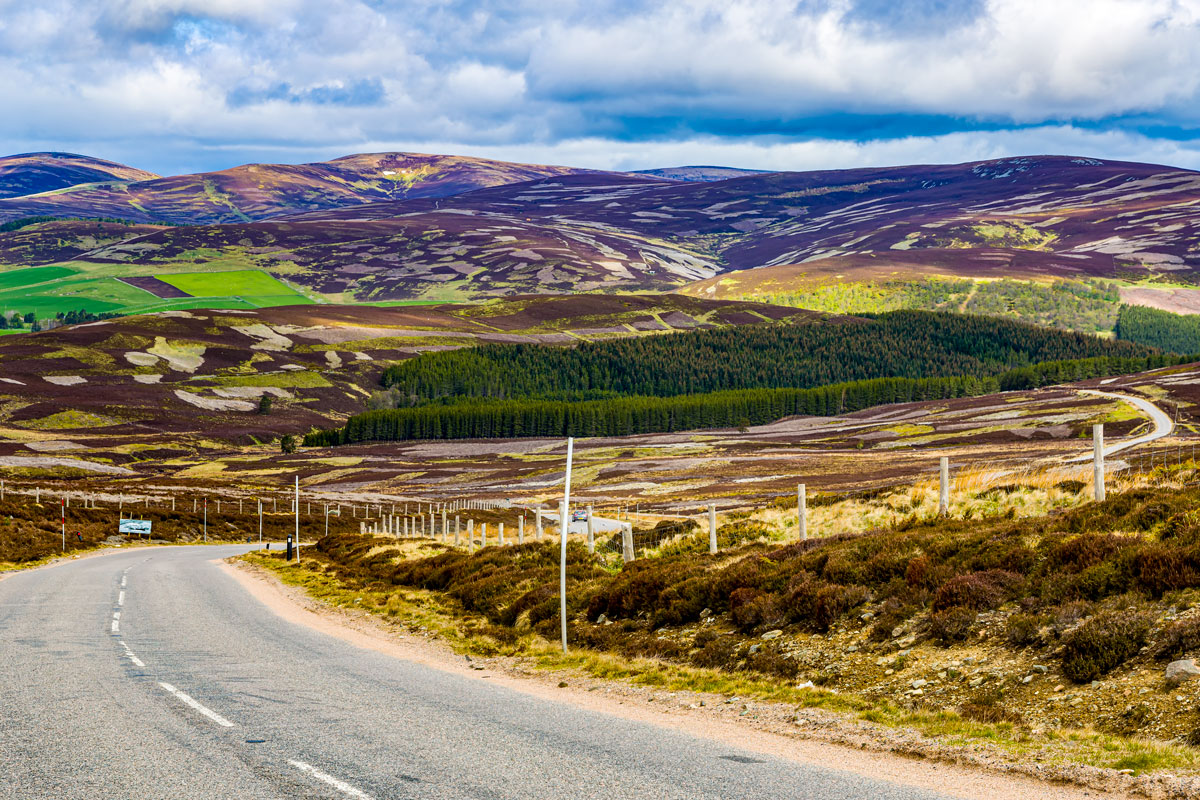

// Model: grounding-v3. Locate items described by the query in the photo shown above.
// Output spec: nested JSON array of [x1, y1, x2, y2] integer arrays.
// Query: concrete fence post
[[536, 510, 543, 540], [1094, 423, 1106, 502], [708, 503, 718, 554], [441, 509, 447, 542], [518, 515, 524, 545], [621, 523, 635, 563], [468, 520, 475, 554], [939, 457, 950, 516], [481, 522, 488, 548], [499, 522, 505, 547], [798, 483, 807, 541], [455, 515, 461, 546]]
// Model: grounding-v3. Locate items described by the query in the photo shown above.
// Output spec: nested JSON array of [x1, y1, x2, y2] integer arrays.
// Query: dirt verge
[[221, 557, 1168, 800]]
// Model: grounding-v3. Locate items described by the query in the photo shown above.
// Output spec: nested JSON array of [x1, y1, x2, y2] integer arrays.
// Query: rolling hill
[[0, 293, 821, 471], [5, 153, 1200, 323], [0, 152, 595, 225], [0, 153, 158, 200]]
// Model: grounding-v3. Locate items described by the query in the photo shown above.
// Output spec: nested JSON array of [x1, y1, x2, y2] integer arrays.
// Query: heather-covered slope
[[0, 294, 820, 459], [0, 152, 595, 225], [0, 152, 158, 200], [9, 153, 1200, 312]]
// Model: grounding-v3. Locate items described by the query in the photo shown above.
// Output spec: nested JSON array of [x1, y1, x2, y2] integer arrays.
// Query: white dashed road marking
[[117, 590, 124, 606], [158, 682, 235, 728], [118, 640, 145, 668], [111, 611, 120, 633], [288, 760, 374, 800]]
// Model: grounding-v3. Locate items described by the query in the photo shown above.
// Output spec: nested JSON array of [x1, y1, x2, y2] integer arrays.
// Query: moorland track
[[1066, 389, 1175, 462]]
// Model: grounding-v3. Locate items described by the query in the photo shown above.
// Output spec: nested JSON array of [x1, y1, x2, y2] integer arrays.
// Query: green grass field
[[157, 270, 309, 300], [0, 265, 318, 321]]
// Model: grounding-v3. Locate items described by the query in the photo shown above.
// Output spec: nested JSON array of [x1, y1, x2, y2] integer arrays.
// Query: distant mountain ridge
[[0, 152, 600, 224], [4, 152, 1200, 316], [0, 152, 158, 200], [633, 166, 770, 182]]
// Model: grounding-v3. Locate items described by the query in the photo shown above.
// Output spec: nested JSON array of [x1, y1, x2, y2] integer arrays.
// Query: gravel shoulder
[[223, 557, 1162, 800]]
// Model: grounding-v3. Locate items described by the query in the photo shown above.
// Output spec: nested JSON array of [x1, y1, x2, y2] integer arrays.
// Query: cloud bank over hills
[[3, 1, 1200, 174]]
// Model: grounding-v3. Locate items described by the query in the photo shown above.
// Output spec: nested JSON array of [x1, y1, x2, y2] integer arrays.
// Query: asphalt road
[[0, 546, 955, 799]]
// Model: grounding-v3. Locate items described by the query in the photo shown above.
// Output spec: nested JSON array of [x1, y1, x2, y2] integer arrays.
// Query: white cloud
[[2, 0, 1200, 174]]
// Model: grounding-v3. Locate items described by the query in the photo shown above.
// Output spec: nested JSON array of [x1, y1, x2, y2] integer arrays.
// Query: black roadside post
[[286, 534, 293, 561]]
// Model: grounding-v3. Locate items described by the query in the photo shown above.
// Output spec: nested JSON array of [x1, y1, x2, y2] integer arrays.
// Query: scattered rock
[[596, 613, 609, 624], [761, 630, 782, 641], [911, 679, 927, 690], [1166, 659, 1200, 687]]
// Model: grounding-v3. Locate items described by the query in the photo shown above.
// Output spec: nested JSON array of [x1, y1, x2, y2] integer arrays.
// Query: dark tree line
[[1116, 305, 1200, 355], [306, 311, 1181, 446], [305, 375, 995, 445], [306, 352, 1195, 445], [380, 311, 1154, 404]]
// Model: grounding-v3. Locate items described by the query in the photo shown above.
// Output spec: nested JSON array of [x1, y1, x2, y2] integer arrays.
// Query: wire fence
[[7, 427, 1194, 561]]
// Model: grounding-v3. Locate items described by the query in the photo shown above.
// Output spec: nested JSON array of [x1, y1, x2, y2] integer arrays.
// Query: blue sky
[[2, 0, 1200, 175]]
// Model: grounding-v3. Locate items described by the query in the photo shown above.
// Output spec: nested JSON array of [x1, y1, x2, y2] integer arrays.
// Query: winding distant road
[[0, 546, 955, 799], [1066, 389, 1175, 462]]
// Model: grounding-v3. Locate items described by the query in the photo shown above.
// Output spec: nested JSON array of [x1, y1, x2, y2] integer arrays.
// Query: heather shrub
[[931, 570, 1019, 611], [930, 607, 976, 645], [869, 597, 913, 641], [787, 575, 868, 633], [1060, 611, 1152, 683], [1152, 616, 1200, 660], [1132, 545, 1200, 598], [730, 588, 785, 632], [1005, 613, 1044, 647], [746, 646, 800, 679]]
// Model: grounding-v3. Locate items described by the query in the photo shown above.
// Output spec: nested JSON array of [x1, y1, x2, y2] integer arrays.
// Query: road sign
[[119, 519, 152, 535]]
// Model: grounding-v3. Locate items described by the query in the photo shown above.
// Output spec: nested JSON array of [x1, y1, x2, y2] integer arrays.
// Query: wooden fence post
[[939, 457, 950, 516], [621, 523, 635, 563], [708, 503, 717, 554], [1094, 423, 1106, 502], [798, 483, 807, 541], [586, 505, 594, 554]]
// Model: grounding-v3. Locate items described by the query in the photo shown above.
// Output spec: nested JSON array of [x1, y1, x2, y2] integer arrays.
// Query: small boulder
[[761, 629, 782, 641], [911, 679, 927, 689], [1166, 659, 1200, 687]]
